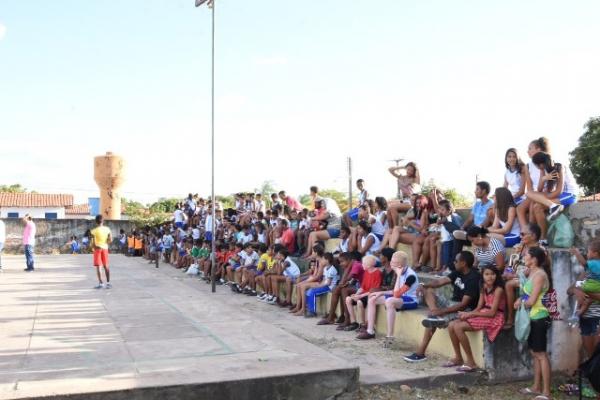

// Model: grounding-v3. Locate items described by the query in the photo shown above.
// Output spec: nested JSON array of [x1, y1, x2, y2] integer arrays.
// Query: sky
[[1, 0, 599, 205]]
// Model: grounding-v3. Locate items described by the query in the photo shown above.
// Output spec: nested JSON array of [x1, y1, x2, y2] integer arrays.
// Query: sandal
[[442, 360, 462, 368], [456, 365, 477, 373], [533, 396, 550, 400], [518, 388, 541, 396]]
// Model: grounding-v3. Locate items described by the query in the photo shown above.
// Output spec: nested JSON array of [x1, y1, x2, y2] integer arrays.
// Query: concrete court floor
[[0, 254, 357, 400]]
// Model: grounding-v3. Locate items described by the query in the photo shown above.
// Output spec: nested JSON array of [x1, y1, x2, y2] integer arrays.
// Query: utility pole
[[348, 157, 352, 211]]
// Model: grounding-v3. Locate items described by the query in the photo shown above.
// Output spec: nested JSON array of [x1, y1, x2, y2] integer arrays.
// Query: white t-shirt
[[561, 164, 579, 194], [241, 233, 254, 244], [361, 233, 381, 256], [528, 161, 541, 192], [240, 251, 259, 267], [205, 214, 213, 233], [192, 228, 201, 240], [323, 265, 339, 290], [372, 211, 387, 236], [505, 168, 523, 197], [283, 257, 300, 278], [337, 238, 349, 253], [395, 267, 419, 301], [174, 209, 185, 223]]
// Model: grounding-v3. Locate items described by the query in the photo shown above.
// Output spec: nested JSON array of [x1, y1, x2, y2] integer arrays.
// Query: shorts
[[514, 195, 525, 206], [93, 249, 109, 267], [373, 233, 384, 241], [255, 270, 264, 276], [504, 233, 521, 248], [286, 275, 300, 283], [580, 317, 600, 337], [528, 317, 551, 352], [348, 207, 359, 221], [434, 296, 463, 322], [327, 228, 341, 239], [175, 222, 183, 228], [559, 192, 577, 207], [441, 240, 453, 268], [384, 294, 419, 310], [128, 248, 134, 255], [205, 231, 213, 242], [351, 296, 369, 308]]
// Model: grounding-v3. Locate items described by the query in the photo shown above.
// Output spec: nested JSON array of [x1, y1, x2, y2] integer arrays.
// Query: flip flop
[[519, 388, 541, 396], [441, 360, 462, 368], [533, 396, 550, 400], [456, 365, 476, 372]]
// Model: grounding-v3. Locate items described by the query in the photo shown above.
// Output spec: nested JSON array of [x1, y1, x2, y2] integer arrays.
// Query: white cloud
[[0, 23, 6, 41], [252, 56, 288, 66]]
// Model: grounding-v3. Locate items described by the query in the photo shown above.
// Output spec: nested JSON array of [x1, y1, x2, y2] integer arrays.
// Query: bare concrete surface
[[0, 255, 357, 400]]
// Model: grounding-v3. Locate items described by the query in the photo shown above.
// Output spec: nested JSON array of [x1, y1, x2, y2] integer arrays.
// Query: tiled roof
[[65, 204, 90, 215], [0, 193, 74, 208], [580, 193, 600, 202]]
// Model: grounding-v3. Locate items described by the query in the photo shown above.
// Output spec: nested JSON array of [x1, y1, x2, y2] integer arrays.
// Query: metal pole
[[348, 157, 352, 211], [210, 0, 217, 293]]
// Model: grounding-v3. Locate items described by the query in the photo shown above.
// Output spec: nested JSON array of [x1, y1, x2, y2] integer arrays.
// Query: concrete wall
[[1, 218, 135, 254], [0, 207, 65, 219], [566, 201, 600, 246]]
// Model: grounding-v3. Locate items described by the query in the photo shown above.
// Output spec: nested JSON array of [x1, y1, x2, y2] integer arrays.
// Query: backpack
[[580, 343, 600, 392], [547, 214, 575, 248]]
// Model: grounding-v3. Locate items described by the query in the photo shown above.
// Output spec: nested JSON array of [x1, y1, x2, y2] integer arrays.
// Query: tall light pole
[[195, 0, 217, 293]]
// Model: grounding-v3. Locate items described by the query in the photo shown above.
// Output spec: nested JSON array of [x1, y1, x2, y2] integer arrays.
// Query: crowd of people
[[124, 136, 598, 400]]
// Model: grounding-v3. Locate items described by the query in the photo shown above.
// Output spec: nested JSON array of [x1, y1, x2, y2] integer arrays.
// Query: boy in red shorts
[[91, 215, 113, 289]]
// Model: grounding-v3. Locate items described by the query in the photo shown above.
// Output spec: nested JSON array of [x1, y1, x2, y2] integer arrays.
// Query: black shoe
[[24, 268, 34, 272]]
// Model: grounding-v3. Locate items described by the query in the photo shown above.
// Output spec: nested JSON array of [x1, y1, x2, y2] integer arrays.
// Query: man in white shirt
[[173, 205, 186, 229], [0, 218, 5, 271]]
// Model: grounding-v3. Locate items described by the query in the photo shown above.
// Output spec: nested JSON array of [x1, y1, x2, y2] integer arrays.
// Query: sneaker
[[547, 204, 564, 221], [94, 284, 103, 289], [267, 297, 278, 304], [421, 316, 448, 329], [356, 331, 376, 340], [105, 283, 112, 289], [219, 278, 225, 284], [403, 353, 427, 363], [343, 322, 360, 331], [257, 293, 267, 300], [453, 230, 467, 241]]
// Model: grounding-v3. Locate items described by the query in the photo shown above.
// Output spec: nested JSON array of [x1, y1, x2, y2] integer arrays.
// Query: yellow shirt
[[258, 253, 275, 272], [91, 226, 111, 250]]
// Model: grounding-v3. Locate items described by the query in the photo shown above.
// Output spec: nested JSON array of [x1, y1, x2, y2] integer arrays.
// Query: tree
[[570, 117, 600, 196], [0, 184, 30, 193], [420, 179, 472, 208]]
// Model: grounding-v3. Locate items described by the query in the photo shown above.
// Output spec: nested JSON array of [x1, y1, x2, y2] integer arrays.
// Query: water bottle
[[567, 301, 579, 328]]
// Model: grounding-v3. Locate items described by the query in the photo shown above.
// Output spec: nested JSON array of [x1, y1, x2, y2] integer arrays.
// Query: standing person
[[516, 247, 552, 400], [342, 179, 369, 227], [22, 214, 36, 272], [90, 215, 113, 289], [0, 218, 5, 271]]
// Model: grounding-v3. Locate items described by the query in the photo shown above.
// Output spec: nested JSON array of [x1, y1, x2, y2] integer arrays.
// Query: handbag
[[514, 270, 531, 343]]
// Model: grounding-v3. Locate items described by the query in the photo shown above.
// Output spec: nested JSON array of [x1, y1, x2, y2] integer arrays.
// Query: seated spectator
[[305, 253, 339, 317], [334, 226, 351, 255], [343, 179, 369, 227], [290, 249, 327, 316], [279, 190, 303, 212], [516, 137, 550, 229], [356, 221, 381, 257], [447, 266, 506, 372], [452, 181, 494, 256], [487, 187, 521, 247], [343, 255, 382, 331], [357, 249, 419, 341], [386, 162, 421, 229], [255, 222, 267, 244], [256, 244, 278, 300], [225, 242, 245, 284], [503, 223, 542, 330], [232, 243, 259, 293], [268, 248, 300, 305], [371, 197, 388, 241], [526, 152, 579, 243], [404, 251, 480, 363], [279, 219, 296, 255], [302, 199, 342, 257], [69, 235, 81, 254], [428, 199, 463, 273], [503, 148, 528, 206], [318, 252, 363, 326], [467, 226, 506, 271]]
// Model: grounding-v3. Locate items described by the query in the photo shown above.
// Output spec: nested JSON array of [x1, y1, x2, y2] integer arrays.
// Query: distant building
[[0, 193, 74, 219]]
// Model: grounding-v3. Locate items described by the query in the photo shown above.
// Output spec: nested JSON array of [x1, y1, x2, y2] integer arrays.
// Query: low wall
[[1, 218, 135, 254]]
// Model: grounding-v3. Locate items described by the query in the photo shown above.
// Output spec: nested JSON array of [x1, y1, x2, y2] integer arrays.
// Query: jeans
[[24, 244, 34, 270], [306, 286, 331, 314]]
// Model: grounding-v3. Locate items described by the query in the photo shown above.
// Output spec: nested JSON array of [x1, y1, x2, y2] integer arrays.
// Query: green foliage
[[216, 195, 234, 209], [0, 184, 30, 193], [299, 194, 312, 208], [420, 179, 472, 208], [317, 189, 353, 213], [149, 198, 179, 214], [570, 116, 600, 196]]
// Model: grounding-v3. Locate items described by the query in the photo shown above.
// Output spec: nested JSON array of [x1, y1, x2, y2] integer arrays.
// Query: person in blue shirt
[[451, 181, 494, 258]]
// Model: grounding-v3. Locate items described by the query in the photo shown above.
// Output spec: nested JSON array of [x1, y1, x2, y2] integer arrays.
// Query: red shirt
[[360, 268, 382, 293], [349, 261, 364, 284], [280, 228, 295, 254]]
